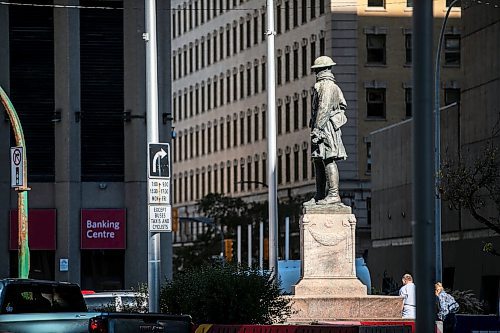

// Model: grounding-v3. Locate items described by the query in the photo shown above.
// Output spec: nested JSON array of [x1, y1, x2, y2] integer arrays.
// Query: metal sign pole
[[144, 0, 160, 313]]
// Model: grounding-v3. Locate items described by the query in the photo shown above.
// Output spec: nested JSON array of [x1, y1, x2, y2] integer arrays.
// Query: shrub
[[160, 263, 292, 324], [449, 289, 485, 314]]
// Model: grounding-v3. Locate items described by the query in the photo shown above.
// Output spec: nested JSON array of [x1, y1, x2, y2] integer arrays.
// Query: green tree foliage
[[160, 263, 292, 324]]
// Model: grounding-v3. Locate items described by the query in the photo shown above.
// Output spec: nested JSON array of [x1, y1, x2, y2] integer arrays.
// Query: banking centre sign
[[81, 209, 126, 249]]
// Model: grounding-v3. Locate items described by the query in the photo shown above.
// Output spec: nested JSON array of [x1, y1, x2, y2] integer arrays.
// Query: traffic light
[[224, 239, 234, 262], [172, 207, 179, 232]]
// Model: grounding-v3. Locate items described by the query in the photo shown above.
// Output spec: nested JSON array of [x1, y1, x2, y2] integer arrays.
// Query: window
[[233, 73, 238, 101], [173, 56, 177, 80], [444, 35, 460, 66], [240, 71, 244, 99], [184, 175, 188, 201], [233, 118, 238, 146], [172, 13, 176, 38], [253, 16, 258, 44], [207, 38, 211, 65], [311, 0, 316, 19], [178, 136, 182, 161], [239, 22, 244, 50], [254, 65, 259, 93], [214, 168, 218, 193], [246, 67, 251, 96], [195, 174, 199, 199], [195, 44, 199, 71], [285, 100, 291, 133], [226, 30, 231, 57], [254, 160, 259, 188], [207, 127, 212, 153], [366, 142, 372, 174], [366, 88, 386, 118], [262, 158, 267, 184], [195, 130, 200, 157], [194, 1, 198, 26], [247, 113, 252, 143], [178, 94, 182, 120], [285, 152, 291, 183], [233, 25, 237, 54], [219, 32, 224, 60], [254, 112, 259, 141], [201, 0, 205, 23], [201, 85, 205, 111], [240, 165, 245, 191], [220, 123, 224, 150], [302, 94, 308, 127], [226, 76, 231, 104], [301, 0, 307, 23], [201, 128, 206, 155], [227, 119, 231, 148], [219, 168, 223, 194], [201, 172, 205, 197], [285, 52, 290, 82], [368, 0, 384, 6], [183, 49, 187, 76], [285, 0, 290, 31], [293, 0, 298, 27], [189, 90, 193, 117], [293, 48, 298, 79], [277, 4, 281, 34], [227, 166, 231, 193], [262, 109, 266, 139], [294, 99, 299, 130], [208, 170, 211, 193], [294, 150, 299, 181], [278, 103, 282, 135], [319, 0, 324, 14], [240, 117, 245, 145], [444, 88, 460, 105], [405, 34, 412, 64], [278, 155, 283, 184], [207, 82, 211, 110], [405, 88, 412, 117], [320, 34, 325, 55], [366, 34, 386, 64], [406, 0, 413, 7], [233, 165, 238, 192], [302, 45, 307, 77], [246, 20, 251, 47], [213, 124, 218, 152], [213, 35, 217, 62], [220, 78, 224, 106], [201, 40, 205, 68], [188, 3, 193, 30], [277, 55, 282, 85], [184, 133, 188, 160], [310, 41, 316, 66], [261, 12, 266, 41]]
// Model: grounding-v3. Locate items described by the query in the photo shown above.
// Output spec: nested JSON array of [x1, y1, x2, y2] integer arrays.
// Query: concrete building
[[0, 0, 172, 290], [170, 0, 461, 258], [369, 2, 499, 313]]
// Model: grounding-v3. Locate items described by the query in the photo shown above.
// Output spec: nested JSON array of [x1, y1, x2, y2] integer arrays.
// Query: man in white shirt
[[399, 273, 416, 319]]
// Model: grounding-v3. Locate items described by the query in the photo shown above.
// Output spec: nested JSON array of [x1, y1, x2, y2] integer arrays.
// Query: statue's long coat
[[310, 71, 348, 160]]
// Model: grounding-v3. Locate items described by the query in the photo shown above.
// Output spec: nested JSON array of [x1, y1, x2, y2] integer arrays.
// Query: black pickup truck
[[0, 278, 192, 333]]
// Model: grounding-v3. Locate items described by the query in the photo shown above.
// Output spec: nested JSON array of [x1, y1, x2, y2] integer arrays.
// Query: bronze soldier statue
[[304, 56, 347, 206]]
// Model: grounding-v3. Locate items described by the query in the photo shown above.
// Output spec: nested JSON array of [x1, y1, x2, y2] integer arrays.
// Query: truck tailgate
[[0, 312, 100, 333], [91, 313, 192, 333]]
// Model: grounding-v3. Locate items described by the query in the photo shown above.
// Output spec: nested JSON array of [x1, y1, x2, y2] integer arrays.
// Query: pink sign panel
[[10, 209, 57, 250], [81, 209, 126, 249]]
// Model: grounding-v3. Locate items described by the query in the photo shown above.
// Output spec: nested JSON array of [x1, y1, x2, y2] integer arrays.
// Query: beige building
[[170, 0, 461, 259], [369, 2, 499, 314]]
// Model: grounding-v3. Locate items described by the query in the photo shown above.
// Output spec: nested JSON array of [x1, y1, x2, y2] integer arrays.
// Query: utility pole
[[412, 0, 436, 330], [144, 0, 160, 312], [0, 86, 30, 278], [265, 0, 278, 276]]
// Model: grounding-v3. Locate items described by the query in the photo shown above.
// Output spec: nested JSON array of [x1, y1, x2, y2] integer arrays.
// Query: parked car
[[83, 291, 148, 312]]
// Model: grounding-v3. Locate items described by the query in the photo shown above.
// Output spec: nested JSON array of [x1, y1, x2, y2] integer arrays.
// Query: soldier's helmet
[[311, 56, 336, 69]]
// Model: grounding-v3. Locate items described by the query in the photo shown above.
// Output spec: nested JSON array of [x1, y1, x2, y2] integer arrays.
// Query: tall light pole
[[265, 0, 279, 281], [144, 0, 160, 313], [434, 0, 459, 283]]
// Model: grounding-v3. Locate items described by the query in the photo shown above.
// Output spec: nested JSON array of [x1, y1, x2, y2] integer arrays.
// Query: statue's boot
[[317, 162, 341, 205], [303, 160, 326, 206]]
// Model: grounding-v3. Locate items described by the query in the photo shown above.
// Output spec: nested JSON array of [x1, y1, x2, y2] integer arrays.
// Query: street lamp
[[434, 0, 459, 282]]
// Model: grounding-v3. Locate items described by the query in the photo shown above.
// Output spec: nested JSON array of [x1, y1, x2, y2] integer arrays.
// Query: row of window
[[366, 32, 460, 66], [173, 30, 325, 81], [368, 0, 460, 8], [173, 145, 312, 203], [172, 0, 325, 39]]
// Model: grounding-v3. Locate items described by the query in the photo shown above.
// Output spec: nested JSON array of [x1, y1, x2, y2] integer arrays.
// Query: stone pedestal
[[288, 204, 403, 323]]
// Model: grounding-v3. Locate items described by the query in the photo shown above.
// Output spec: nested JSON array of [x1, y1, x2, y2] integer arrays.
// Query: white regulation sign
[[148, 179, 170, 204], [148, 205, 172, 232]]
